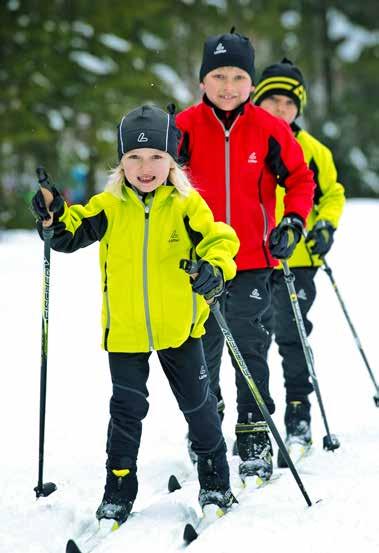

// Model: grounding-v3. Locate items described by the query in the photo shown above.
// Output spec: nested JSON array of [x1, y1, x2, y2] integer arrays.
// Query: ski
[[183, 503, 229, 545], [168, 473, 182, 493], [277, 442, 312, 468], [66, 518, 120, 553], [170, 471, 281, 545]]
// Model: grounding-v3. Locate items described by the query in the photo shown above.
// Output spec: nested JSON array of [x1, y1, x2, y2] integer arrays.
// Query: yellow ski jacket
[[276, 125, 345, 267], [48, 183, 239, 352]]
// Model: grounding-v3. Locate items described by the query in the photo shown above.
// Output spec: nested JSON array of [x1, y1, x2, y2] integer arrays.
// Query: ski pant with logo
[[202, 269, 275, 423], [262, 268, 317, 407], [106, 336, 227, 471]]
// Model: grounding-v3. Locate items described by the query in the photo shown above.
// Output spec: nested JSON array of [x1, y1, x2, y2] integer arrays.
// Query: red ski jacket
[[176, 100, 315, 270]]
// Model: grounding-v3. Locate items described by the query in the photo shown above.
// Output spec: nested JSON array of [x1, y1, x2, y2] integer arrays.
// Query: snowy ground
[[0, 198, 378, 553]]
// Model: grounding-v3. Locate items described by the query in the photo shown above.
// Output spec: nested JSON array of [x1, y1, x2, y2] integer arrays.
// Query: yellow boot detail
[[112, 469, 130, 478]]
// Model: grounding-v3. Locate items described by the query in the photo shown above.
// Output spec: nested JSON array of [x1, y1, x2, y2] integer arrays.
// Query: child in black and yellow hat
[[255, 59, 345, 466]]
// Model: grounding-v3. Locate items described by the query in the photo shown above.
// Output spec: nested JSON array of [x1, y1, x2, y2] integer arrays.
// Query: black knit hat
[[117, 104, 180, 161], [199, 28, 255, 82], [254, 58, 307, 115]]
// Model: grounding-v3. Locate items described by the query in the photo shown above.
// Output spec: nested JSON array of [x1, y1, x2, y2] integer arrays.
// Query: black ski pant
[[263, 268, 317, 407], [106, 336, 226, 471], [202, 269, 275, 423]]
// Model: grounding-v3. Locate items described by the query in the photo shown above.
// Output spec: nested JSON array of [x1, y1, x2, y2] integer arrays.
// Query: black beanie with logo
[[199, 29, 255, 82], [254, 58, 307, 115], [117, 104, 180, 161]]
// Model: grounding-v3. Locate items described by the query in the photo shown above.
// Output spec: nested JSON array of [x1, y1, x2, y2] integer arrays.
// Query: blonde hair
[[105, 154, 193, 198]]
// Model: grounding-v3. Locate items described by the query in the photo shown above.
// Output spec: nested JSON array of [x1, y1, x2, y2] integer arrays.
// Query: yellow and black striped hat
[[254, 58, 307, 115]]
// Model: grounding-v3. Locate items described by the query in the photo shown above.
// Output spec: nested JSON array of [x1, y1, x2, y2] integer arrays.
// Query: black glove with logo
[[31, 187, 64, 223], [268, 214, 304, 260], [191, 260, 224, 302], [305, 220, 335, 256]]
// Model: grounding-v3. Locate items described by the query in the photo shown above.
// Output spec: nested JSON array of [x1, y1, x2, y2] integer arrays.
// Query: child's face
[[200, 66, 254, 111], [121, 148, 172, 193], [259, 94, 298, 125]]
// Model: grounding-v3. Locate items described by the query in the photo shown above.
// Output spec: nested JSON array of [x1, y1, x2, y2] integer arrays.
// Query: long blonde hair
[[105, 154, 193, 198]]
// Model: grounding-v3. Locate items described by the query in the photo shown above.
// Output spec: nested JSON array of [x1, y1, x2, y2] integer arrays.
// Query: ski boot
[[278, 401, 312, 468], [198, 449, 237, 517], [236, 421, 273, 487], [96, 467, 137, 527]]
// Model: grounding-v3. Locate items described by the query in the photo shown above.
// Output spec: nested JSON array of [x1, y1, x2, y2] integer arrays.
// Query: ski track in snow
[[0, 199, 378, 553]]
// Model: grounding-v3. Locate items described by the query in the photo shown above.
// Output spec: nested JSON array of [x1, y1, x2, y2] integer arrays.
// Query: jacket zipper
[[142, 198, 154, 351], [212, 111, 240, 225]]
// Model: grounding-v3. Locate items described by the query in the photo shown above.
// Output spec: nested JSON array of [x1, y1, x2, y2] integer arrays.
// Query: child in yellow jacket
[[32, 105, 239, 524], [254, 59, 345, 460]]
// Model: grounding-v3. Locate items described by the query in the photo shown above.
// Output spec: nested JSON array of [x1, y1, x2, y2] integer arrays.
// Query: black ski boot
[[237, 421, 273, 484], [278, 401, 312, 468], [96, 467, 137, 525], [197, 449, 236, 511]]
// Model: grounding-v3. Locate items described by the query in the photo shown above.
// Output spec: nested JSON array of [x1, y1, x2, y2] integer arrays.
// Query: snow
[[152, 64, 193, 104], [69, 52, 117, 75], [0, 199, 378, 552], [328, 9, 379, 62], [98, 34, 131, 54]]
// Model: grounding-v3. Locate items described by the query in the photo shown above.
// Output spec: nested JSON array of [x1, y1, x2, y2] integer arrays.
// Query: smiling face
[[259, 94, 298, 124], [121, 148, 173, 193], [200, 66, 254, 111]]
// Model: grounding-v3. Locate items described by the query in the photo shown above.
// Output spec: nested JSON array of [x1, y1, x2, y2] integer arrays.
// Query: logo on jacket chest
[[168, 230, 180, 243], [248, 151, 258, 164]]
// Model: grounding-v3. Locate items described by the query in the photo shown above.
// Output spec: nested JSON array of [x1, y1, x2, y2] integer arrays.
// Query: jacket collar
[[203, 94, 250, 128], [122, 181, 176, 207], [291, 121, 302, 136]]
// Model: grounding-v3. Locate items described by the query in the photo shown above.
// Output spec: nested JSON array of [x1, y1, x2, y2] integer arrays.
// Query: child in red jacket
[[176, 29, 315, 483]]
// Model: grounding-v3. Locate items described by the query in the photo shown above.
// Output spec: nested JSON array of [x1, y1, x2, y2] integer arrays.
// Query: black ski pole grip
[[36, 167, 53, 192], [179, 259, 199, 275]]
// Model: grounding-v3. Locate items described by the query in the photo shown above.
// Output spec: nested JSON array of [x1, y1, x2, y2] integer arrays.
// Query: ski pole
[[281, 260, 340, 451], [34, 167, 57, 498], [321, 257, 379, 407], [180, 259, 313, 508]]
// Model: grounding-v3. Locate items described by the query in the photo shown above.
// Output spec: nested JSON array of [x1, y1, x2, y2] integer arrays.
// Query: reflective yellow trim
[[112, 469, 130, 478], [111, 521, 119, 531]]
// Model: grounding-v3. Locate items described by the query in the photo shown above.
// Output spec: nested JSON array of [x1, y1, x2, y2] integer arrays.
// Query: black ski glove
[[305, 220, 335, 256], [268, 214, 304, 260], [31, 187, 64, 223], [191, 260, 224, 302]]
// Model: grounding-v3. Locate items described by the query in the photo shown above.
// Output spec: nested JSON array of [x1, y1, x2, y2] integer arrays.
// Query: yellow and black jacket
[[47, 183, 239, 352], [276, 124, 345, 268]]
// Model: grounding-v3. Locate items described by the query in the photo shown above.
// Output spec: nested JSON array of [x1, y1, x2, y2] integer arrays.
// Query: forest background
[[1, 0, 378, 228]]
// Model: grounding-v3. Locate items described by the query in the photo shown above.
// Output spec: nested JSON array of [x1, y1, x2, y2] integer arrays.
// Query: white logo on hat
[[214, 42, 227, 55], [137, 132, 148, 142]]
